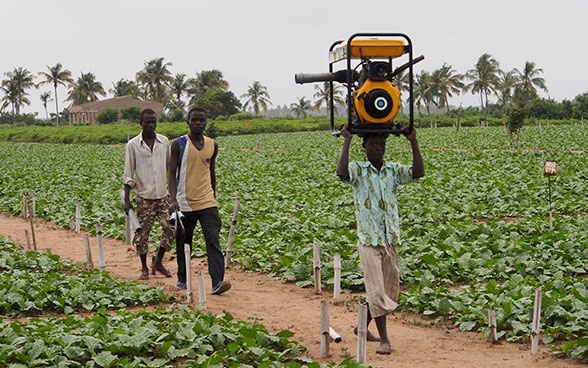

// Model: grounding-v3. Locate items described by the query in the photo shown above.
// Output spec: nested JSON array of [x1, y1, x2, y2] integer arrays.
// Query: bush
[[168, 109, 185, 123], [97, 108, 119, 124], [120, 106, 141, 123]]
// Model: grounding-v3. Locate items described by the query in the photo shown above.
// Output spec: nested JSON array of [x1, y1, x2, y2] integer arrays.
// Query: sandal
[[151, 257, 172, 277], [139, 270, 149, 280]]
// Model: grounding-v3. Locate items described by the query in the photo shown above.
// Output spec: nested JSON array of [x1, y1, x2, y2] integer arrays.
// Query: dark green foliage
[[191, 89, 242, 119], [120, 106, 141, 123], [205, 121, 218, 139], [167, 108, 185, 122], [96, 108, 119, 124]]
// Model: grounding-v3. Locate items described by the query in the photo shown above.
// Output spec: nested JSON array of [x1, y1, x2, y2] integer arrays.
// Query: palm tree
[[513, 61, 548, 107], [171, 73, 189, 105], [313, 82, 344, 116], [67, 72, 106, 106], [241, 81, 272, 115], [414, 71, 433, 115], [38, 63, 73, 125], [428, 64, 464, 113], [136, 57, 173, 103], [110, 78, 140, 98], [392, 71, 410, 114], [3, 67, 35, 116], [290, 97, 312, 118], [465, 53, 500, 114], [188, 69, 229, 104], [496, 69, 519, 108], [0, 79, 18, 124], [40, 91, 53, 121]]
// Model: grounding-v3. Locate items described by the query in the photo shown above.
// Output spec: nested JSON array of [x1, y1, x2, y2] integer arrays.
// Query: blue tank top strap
[[176, 135, 188, 186]]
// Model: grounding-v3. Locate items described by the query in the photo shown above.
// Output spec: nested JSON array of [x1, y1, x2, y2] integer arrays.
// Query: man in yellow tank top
[[169, 107, 231, 294]]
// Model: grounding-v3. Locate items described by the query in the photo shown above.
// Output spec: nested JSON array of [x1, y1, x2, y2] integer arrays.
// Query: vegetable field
[[1, 124, 588, 361]]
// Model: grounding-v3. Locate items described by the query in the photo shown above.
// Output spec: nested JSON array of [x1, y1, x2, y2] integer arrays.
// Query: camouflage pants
[[133, 196, 174, 255]]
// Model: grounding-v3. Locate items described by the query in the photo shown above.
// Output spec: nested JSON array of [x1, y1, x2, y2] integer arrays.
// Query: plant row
[[0, 238, 167, 317]]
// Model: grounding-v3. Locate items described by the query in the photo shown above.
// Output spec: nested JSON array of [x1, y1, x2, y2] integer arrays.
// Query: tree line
[[2, 54, 587, 125]]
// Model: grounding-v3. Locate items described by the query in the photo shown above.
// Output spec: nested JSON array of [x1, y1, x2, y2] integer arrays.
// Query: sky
[[2, 0, 587, 116]]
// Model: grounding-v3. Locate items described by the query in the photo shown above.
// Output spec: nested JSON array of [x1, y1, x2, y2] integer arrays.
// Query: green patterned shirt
[[345, 160, 417, 246]]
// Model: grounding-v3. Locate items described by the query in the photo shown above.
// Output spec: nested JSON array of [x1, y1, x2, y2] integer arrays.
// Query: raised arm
[[404, 127, 424, 179], [336, 125, 353, 181]]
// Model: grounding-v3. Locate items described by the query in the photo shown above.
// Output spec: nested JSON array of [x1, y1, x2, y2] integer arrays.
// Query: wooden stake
[[488, 305, 498, 342], [225, 197, 241, 268], [27, 204, 37, 251], [198, 271, 206, 309], [333, 253, 341, 299], [329, 327, 342, 343], [83, 235, 94, 269], [531, 289, 542, 355], [357, 303, 368, 363], [96, 224, 106, 271], [23, 195, 28, 219], [75, 202, 81, 234], [32, 197, 36, 217], [313, 242, 321, 294], [320, 300, 330, 358], [24, 229, 31, 250], [185, 243, 192, 303]]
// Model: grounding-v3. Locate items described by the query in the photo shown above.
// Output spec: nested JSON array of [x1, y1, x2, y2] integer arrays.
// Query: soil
[[1, 212, 583, 368]]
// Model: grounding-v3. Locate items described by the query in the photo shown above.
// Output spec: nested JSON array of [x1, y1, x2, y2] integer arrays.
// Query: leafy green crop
[[0, 238, 167, 317], [1, 125, 588, 360], [0, 305, 367, 367]]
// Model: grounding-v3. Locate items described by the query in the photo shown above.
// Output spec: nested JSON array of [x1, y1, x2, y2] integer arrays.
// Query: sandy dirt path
[[0, 212, 582, 368]]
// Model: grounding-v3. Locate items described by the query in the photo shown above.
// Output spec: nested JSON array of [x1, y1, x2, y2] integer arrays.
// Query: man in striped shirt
[[123, 109, 174, 280], [337, 124, 424, 354]]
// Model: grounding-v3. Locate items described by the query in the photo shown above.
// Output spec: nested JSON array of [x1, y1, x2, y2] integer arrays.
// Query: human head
[[140, 108, 156, 123], [187, 107, 207, 135], [361, 132, 389, 162], [139, 108, 157, 134]]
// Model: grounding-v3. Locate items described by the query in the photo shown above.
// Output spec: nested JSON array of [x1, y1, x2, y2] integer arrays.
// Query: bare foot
[[354, 326, 381, 342], [376, 341, 392, 355]]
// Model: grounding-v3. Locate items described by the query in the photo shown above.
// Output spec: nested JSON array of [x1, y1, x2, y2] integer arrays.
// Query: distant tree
[[40, 91, 53, 122], [414, 71, 433, 115], [136, 57, 173, 103], [241, 81, 272, 115], [513, 61, 548, 108], [0, 79, 18, 124], [67, 72, 106, 106], [496, 69, 519, 108], [110, 78, 140, 98], [120, 106, 141, 123], [170, 73, 189, 106], [465, 53, 500, 114], [96, 108, 118, 124], [507, 108, 526, 149], [313, 82, 344, 116], [290, 97, 312, 118], [191, 89, 241, 119], [165, 99, 185, 113], [392, 71, 410, 114], [2, 67, 35, 116], [428, 63, 464, 112], [572, 92, 588, 119], [38, 63, 73, 125], [188, 69, 229, 104], [527, 98, 567, 120]]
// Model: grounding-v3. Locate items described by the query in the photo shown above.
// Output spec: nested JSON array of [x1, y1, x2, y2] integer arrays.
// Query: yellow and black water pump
[[295, 33, 424, 136]]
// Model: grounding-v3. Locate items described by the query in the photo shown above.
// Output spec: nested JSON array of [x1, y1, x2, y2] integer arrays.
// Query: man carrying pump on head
[[336, 125, 424, 354], [168, 107, 231, 295], [123, 108, 174, 280]]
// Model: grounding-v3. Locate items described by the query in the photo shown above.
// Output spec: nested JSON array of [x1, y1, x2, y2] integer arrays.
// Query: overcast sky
[[2, 0, 587, 116]]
